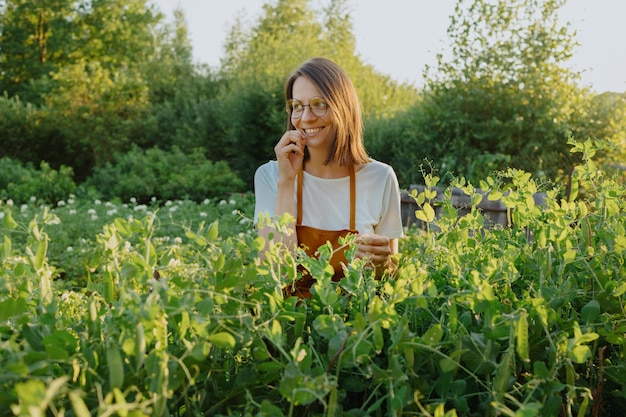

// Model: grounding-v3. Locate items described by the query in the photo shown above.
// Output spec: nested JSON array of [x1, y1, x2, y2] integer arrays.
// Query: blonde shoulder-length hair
[[285, 57, 370, 166]]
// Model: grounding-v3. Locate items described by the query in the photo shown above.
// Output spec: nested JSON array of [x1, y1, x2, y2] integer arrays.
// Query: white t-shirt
[[254, 159, 403, 239]]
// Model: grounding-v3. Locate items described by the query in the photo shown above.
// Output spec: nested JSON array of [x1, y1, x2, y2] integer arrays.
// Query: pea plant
[[0, 140, 624, 416]]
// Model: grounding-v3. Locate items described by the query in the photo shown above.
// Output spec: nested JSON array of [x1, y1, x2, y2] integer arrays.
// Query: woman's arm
[[257, 130, 306, 258], [258, 177, 298, 255]]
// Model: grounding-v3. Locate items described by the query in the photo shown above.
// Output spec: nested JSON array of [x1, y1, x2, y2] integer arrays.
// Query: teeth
[[305, 127, 322, 134]]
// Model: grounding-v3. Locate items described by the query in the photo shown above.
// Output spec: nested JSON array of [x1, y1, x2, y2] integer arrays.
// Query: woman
[[254, 57, 403, 297]]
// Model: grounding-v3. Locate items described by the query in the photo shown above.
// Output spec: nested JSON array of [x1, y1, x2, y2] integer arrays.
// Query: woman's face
[[291, 76, 334, 155]]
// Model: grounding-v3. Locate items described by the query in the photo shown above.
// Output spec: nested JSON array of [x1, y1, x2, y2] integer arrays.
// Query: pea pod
[[106, 345, 124, 389], [135, 322, 146, 371]]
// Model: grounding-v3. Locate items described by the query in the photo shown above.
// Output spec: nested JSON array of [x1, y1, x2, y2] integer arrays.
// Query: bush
[[1, 140, 624, 416], [85, 146, 246, 203], [0, 157, 76, 204]]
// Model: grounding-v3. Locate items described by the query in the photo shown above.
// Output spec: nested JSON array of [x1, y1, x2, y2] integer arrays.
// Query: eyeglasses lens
[[287, 97, 328, 119]]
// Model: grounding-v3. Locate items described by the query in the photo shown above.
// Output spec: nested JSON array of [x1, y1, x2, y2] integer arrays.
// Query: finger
[[283, 130, 305, 148], [356, 233, 388, 246], [276, 137, 304, 158], [355, 248, 385, 266]]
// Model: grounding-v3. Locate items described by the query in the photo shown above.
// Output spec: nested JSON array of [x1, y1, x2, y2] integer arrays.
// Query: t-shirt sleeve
[[374, 166, 404, 239], [253, 163, 277, 224]]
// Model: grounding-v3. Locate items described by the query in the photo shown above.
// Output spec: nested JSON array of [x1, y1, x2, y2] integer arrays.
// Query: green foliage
[[0, 139, 624, 416], [0, 157, 76, 204], [42, 61, 152, 170], [412, 0, 598, 185], [0, 0, 622, 198], [85, 146, 246, 203], [0, 0, 161, 102], [218, 0, 419, 186]]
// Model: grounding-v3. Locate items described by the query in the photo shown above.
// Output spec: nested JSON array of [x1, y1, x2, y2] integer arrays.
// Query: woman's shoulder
[[360, 159, 396, 177], [255, 160, 279, 178]]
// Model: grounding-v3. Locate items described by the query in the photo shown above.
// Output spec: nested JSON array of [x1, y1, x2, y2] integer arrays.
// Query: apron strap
[[349, 164, 355, 230], [297, 164, 356, 229]]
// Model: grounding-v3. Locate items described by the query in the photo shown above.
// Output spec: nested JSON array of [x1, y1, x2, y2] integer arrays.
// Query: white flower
[[174, 237, 183, 245], [57, 200, 66, 207], [239, 218, 247, 224], [21, 204, 28, 213], [169, 206, 178, 213], [130, 197, 137, 204], [219, 200, 227, 205], [0, 212, 4, 219], [203, 199, 211, 205], [200, 212, 207, 217], [231, 209, 238, 216], [69, 209, 77, 215], [165, 200, 173, 207], [107, 209, 118, 216], [151, 196, 157, 202], [30, 196, 36, 203], [124, 241, 132, 251], [168, 258, 181, 267], [105, 201, 114, 207], [91, 214, 98, 220], [68, 198, 75, 205], [134, 204, 148, 211], [94, 199, 102, 205], [87, 208, 96, 215], [229, 199, 236, 205], [6, 199, 13, 206], [66, 246, 74, 252]]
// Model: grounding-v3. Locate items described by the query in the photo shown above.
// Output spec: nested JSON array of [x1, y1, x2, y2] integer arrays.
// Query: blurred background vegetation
[[0, 0, 624, 204]]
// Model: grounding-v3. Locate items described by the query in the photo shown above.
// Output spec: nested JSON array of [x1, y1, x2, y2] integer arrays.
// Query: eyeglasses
[[286, 96, 329, 119]]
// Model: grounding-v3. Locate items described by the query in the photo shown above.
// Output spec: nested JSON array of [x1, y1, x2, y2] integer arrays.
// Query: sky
[[151, 0, 626, 93]]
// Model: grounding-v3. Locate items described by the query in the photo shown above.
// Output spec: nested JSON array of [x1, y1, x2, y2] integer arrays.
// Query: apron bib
[[285, 164, 358, 298]]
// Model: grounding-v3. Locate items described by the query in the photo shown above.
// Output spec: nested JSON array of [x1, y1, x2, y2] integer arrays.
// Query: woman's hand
[[355, 233, 391, 265], [355, 233, 398, 277], [274, 129, 306, 181]]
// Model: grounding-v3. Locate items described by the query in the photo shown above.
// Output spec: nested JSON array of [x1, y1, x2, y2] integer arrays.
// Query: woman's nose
[[300, 105, 317, 121]]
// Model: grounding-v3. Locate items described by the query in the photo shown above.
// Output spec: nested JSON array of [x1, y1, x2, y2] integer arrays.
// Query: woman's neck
[[304, 155, 349, 179]]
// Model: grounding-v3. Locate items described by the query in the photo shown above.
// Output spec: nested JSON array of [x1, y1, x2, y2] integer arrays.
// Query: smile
[[304, 127, 324, 135]]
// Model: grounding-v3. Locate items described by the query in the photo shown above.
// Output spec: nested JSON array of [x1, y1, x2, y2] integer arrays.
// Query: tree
[[41, 61, 151, 175], [416, 0, 596, 184], [0, 0, 79, 100], [217, 0, 418, 186], [0, 0, 161, 101]]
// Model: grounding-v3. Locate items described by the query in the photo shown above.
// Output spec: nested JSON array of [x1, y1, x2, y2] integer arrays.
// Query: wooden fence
[[400, 185, 547, 229]]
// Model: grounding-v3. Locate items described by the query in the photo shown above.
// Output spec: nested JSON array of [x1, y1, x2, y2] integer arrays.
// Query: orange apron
[[285, 165, 358, 298]]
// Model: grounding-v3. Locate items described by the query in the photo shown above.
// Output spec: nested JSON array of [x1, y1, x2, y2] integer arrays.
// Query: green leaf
[[4, 209, 18, 229], [313, 314, 346, 339], [422, 324, 443, 346], [580, 299, 600, 324], [415, 202, 435, 223], [569, 345, 591, 364], [488, 190, 503, 201], [185, 230, 207, 246], [70, 392, 92, 417], [439, 357, 458, 373], [34, 237, 48, 271], [114, 218, 133, 237], [208, 332, 236, 349], [207, 221, 219, 242]]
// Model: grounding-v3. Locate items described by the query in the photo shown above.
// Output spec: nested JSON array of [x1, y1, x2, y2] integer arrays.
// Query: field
[[1, 141, 625, 417]]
